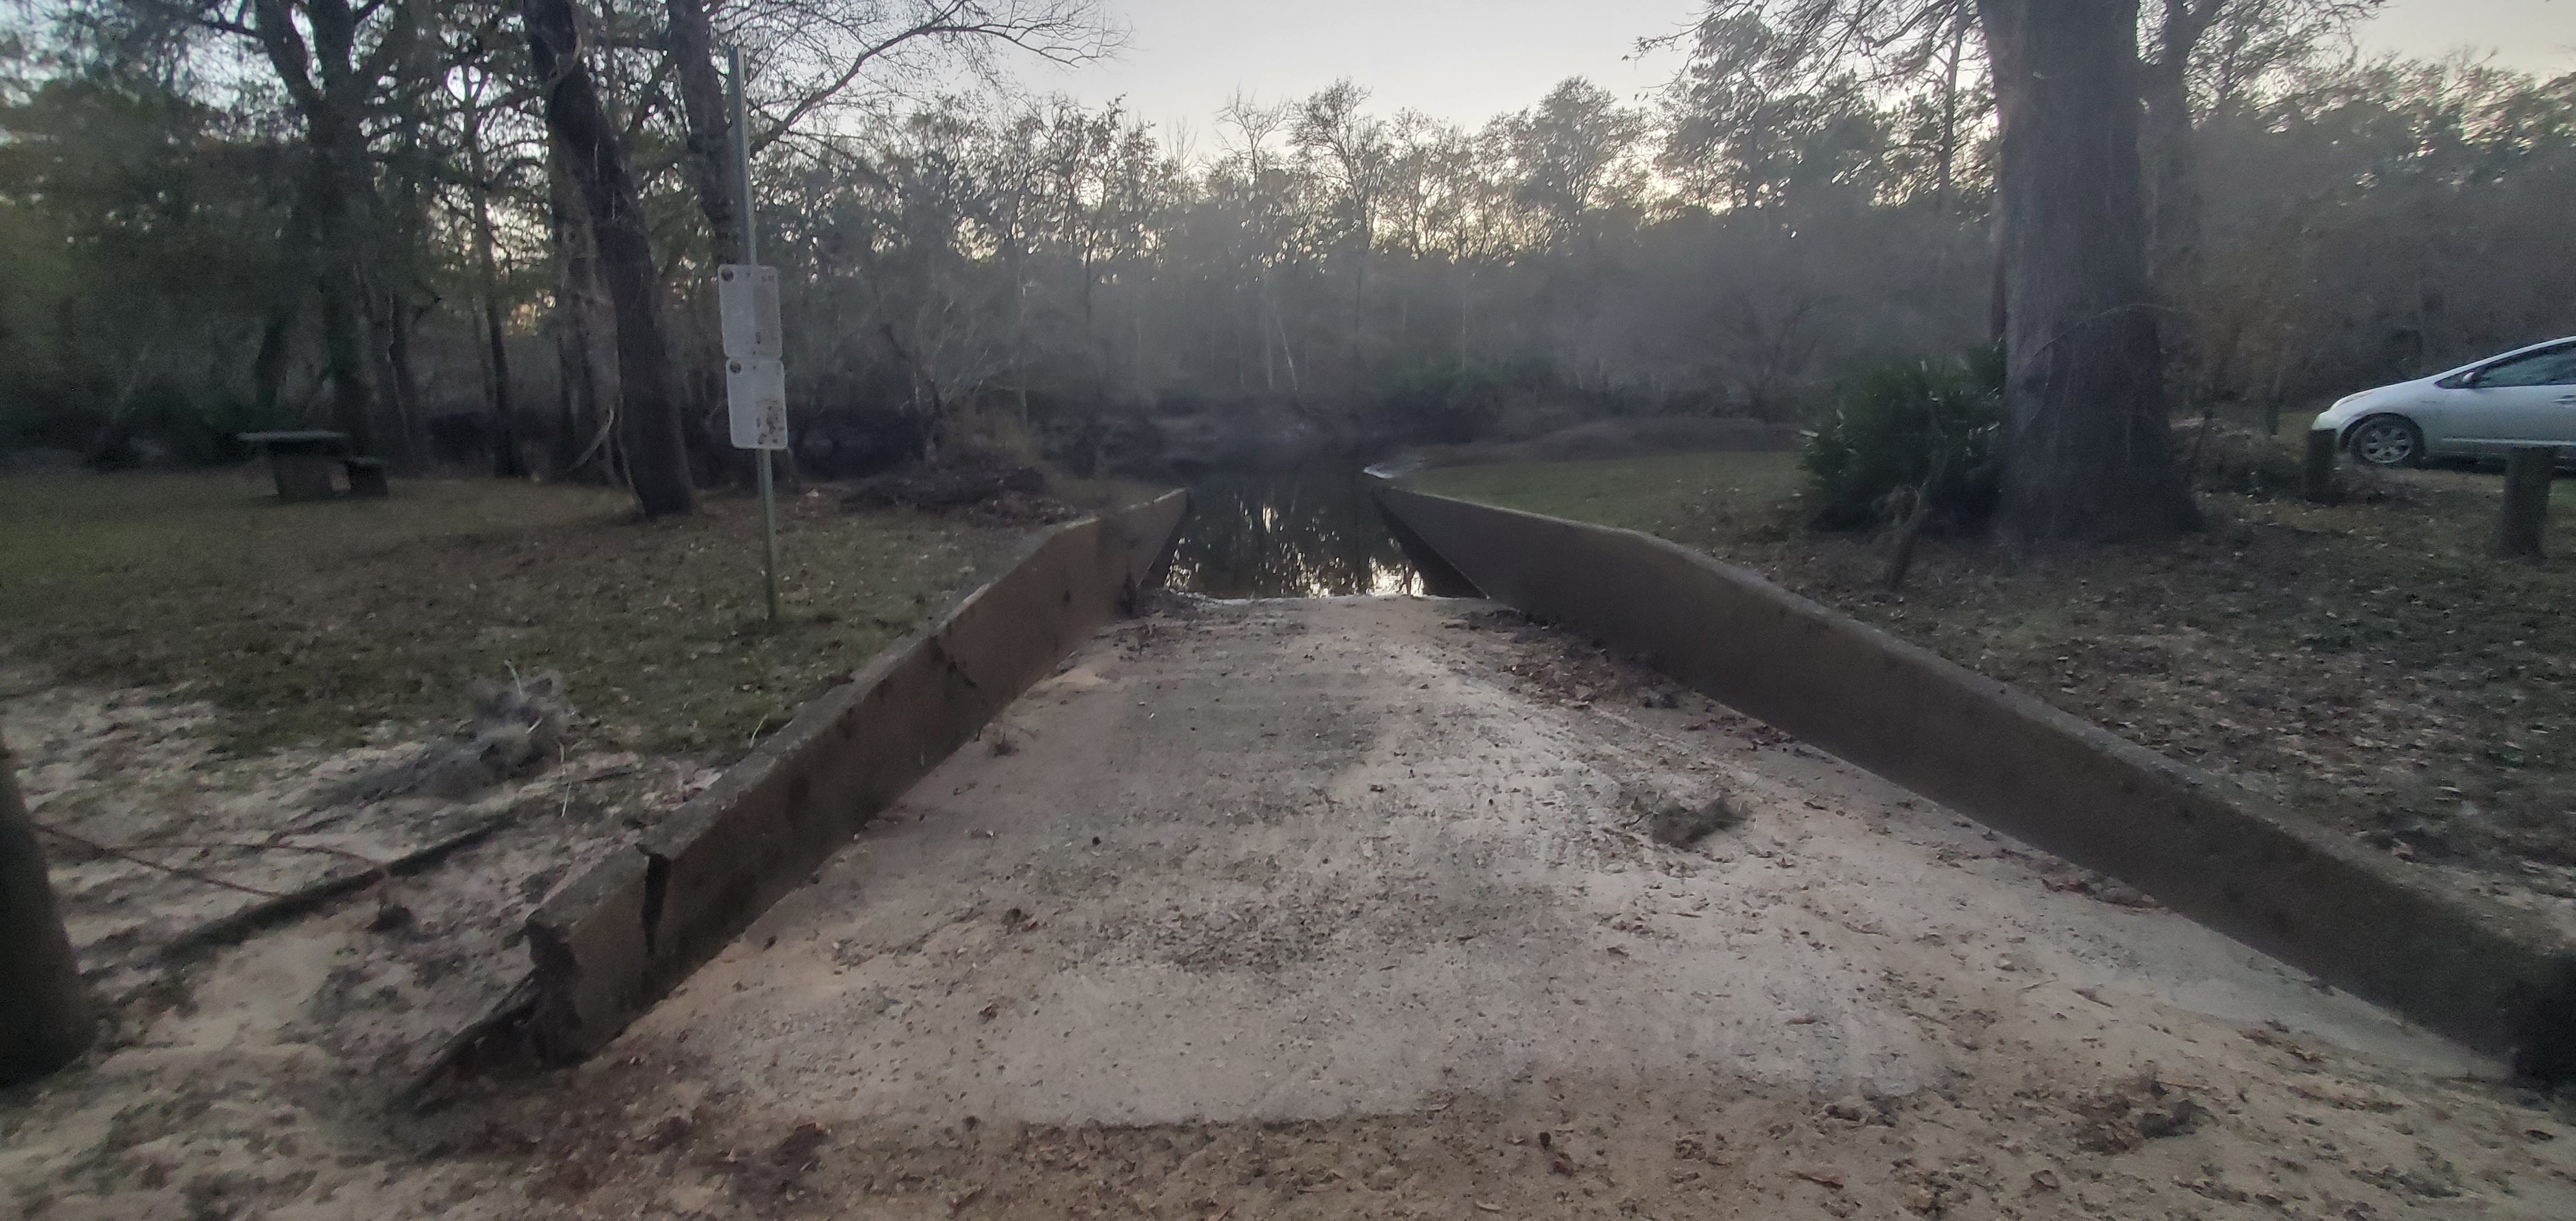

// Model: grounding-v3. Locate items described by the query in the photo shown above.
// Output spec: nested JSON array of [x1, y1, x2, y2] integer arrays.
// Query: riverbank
[[1409, 453, 2576, 930]]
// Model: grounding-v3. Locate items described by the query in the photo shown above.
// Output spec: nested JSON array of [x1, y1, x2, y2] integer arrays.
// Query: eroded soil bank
[[7, 598, 2574, 1219]]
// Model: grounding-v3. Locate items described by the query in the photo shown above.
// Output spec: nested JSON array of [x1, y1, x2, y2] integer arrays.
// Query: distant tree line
[[1, 1, 2570, 509]]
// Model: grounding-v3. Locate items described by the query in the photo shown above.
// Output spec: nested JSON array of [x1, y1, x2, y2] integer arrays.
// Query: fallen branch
[[32, 824, 297, 901], [157, 812, 518, 960], [1881, 446, 1954, 592]]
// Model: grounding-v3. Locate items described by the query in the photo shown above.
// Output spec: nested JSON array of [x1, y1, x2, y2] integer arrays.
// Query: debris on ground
[[1636, 787, 1744, 846], [845, 453, 1045, 512], [2072, 1073, 2205, 1153], [2043, 870, 2161, 909], [337, 670, 576, 802]]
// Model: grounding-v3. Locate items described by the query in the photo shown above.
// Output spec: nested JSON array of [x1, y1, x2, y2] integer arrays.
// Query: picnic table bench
[[236, 432, 388, 502]]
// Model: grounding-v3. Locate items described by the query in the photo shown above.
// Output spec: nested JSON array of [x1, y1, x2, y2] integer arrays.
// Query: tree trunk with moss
[[1978, 0, 2201, 541]]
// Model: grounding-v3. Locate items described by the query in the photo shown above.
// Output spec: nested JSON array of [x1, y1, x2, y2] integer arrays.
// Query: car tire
[[2348, 414, 2425, 468]]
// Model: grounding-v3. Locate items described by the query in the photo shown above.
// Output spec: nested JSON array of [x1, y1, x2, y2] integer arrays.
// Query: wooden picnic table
[[237, 431, 387, 501]]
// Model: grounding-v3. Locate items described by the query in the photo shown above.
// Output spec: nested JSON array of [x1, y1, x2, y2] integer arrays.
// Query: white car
[[2311, 337, 2576, 467]]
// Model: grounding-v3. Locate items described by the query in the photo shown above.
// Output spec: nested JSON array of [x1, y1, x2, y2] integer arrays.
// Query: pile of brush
[[344, 671, 576, 803]]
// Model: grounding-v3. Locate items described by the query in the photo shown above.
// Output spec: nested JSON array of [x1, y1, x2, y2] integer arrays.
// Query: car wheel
[[2348, 415, 2424, 468]]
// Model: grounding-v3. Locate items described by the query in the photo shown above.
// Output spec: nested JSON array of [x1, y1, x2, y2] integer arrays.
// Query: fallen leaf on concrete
[[641, 1113, 692, 1152], [2177, 1176, 2250, 1203]]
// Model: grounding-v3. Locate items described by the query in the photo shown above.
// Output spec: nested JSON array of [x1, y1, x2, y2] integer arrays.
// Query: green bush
[[1379, 365, 1512, 444], [1802, 348, 2005, 531]]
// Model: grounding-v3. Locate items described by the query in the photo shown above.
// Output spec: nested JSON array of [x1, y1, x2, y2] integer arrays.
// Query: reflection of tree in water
[[1164, 465, 1419, 598]]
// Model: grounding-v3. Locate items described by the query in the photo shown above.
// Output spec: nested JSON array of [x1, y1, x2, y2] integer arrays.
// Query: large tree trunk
[[547, 146, 621, 482], [665, 0, 741, 257], [253, 2, 382, 456], [1977, 0, 2200, 541], [251, 301, 296, 418], [525, 0, 695, 516], [2, 733, 91, 1086], [312, 192, 378, 454]]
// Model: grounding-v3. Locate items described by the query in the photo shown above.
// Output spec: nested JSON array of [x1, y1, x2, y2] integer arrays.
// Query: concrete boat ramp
[[499, 596, 2572, 1219]]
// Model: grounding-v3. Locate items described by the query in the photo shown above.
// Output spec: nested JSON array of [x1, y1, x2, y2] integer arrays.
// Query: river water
[[1160, 462, 1421, 598]]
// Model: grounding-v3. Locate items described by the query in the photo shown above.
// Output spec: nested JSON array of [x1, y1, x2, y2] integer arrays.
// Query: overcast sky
[[1028, 0, 2576, 139]]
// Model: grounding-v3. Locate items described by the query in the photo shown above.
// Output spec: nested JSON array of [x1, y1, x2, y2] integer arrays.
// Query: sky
[[1029, 0, 2576, 138]]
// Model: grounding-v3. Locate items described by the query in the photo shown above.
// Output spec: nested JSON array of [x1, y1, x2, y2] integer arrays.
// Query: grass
[[0, 468, 1063, 758], [1414, 451, 2576, 889]]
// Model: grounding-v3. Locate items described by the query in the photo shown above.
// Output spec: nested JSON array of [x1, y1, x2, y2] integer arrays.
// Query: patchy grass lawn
[[0, 468, 1061, 758], [1413, 452, 2576, 897]]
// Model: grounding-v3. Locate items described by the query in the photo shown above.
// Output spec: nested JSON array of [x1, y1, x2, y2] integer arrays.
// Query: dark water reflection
[[1162, 462, 1420, 598]]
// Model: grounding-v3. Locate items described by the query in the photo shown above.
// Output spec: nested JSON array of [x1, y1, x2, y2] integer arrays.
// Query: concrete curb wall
[[525, 491, 1188, 1059], [1374, 480, 2576, 1072]]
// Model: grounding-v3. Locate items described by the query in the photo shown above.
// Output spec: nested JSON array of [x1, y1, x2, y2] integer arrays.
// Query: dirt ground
[[0, 466, 1116, 1215], [11, 597, 2569, 1220], [1410, 453, 2576, 936]]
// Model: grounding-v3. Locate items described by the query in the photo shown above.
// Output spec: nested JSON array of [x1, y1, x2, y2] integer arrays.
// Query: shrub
[[1802, 348, 2004, 531], [1379, 365, 1510, 444]]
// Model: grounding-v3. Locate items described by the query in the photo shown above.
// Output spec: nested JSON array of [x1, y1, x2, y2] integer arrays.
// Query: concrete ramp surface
[[510, 597, 2576, 1220]]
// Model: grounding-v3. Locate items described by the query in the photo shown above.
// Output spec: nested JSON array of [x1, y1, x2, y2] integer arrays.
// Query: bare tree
[[751, 0, 1119, 141], [169, 0, 437, 453], [665, 0, 741, 257], [1498, 78, 1650, 246], [1292, 79, 1391, 362], [2138, 0, 2382, 288], [546, 139, 623, 481], [457, 58, 525, 477], [523, 0, 695, 514], [661, 0, 1116, 252]]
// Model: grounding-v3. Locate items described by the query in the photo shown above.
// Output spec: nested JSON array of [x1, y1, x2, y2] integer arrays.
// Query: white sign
[[717, 264, 782, 361], [726, 357, 789, 450]]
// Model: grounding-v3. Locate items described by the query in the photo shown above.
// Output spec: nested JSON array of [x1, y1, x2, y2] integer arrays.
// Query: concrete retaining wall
[[525, 491, 1187, 1059], [1375, 481, 2576, 1073]]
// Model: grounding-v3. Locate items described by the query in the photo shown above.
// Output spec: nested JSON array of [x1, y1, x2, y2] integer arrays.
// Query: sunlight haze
[[1038, 0, 2576, 134]]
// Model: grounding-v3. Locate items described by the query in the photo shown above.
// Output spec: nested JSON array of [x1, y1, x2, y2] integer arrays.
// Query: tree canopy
[[1, 0, 2568, 517]]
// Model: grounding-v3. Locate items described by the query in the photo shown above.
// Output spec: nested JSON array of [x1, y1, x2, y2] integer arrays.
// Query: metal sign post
[[721, 45, 783, 624]]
